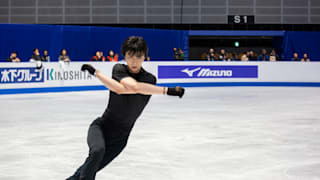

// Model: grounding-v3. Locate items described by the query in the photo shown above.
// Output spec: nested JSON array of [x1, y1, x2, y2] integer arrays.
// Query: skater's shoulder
[[141, 69, 156, 84], [113, 63, 127, 69], [112, 63, 127, 72]]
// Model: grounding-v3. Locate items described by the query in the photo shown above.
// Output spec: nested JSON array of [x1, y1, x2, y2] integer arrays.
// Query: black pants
[[67, 118, 128, 180]]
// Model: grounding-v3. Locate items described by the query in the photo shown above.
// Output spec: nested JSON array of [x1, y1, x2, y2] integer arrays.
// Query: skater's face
[[125, 52, 145, 74]]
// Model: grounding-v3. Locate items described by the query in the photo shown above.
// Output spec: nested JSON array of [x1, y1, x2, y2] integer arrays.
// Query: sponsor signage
[[158, 65, 258, 79], [46, 68, 92, 81], [0, 67, 93, 84], [0, 67, 44, 83]]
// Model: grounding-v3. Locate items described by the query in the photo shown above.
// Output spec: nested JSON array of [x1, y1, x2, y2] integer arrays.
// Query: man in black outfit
[[207, 48, 215, 61], [66, 36, 185, 180], [30, 48, 41, 61], [30, 48, 43, 70]]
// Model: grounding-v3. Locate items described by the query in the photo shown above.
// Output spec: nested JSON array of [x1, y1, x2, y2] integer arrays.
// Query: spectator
[[107, 50, 118, 62], [30, 48, 41, 62], [90, 51, 99, 61], [291, 53, 299, 61], [91, 51, 106, 61], [6, 52, 21, 62], [177, 48, 185, 61], [146, 56, 151, 61], [59, 49, 71, 62], [248, 50, 256, 61], [41, 49, 50, 62], [301, 53, 310, 62], [269, 49, 279, 61], [99, 51, 106, 61], [207, 48, 215, 61], [257, 49, 269, 61], [241, 52, 248, 61], [173, 48, 179, 60], [246, 51, 250, 58], [218, 49, 226, 61], [100, 51, 106, 61], [226, 52, 234, 61], [29, 48, 44, 70]]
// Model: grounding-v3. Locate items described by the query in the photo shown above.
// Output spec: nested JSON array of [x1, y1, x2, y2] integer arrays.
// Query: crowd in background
[[5, 48, 311, 62], [174, 48, 311, 62], [90, 50, 119, 62], [6, 48, 71, 63], [5, 49, 122, 63], [202, 48, 310, 62]]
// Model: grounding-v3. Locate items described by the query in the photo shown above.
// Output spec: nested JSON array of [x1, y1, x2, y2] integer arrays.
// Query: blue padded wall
[[0, 24, 188, 61], [282, 31, 320, 61]]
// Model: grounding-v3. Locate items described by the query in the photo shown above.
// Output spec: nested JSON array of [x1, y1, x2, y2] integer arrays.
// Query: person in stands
[[91, 51, 106, 61], [107, 50, 119, 62], [6, 52, 21, 62]]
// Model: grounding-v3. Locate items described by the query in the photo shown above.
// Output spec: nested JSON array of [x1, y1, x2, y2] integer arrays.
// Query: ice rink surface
[[0, 87, 320, 180]]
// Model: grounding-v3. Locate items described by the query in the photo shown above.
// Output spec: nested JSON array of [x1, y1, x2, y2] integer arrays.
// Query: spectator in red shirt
[[91, 51, 105, 61], [107, 50, 118, 62], [100, 51, 106, 61]]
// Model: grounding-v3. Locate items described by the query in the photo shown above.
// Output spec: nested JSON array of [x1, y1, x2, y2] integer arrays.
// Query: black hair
[[33, 48, 39, 52], [11, 51, 17, 54], [121, 36, 148, 58]]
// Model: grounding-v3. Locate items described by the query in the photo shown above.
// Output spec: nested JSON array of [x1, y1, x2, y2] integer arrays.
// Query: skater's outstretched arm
[[95, 70, 137, 94], [118, 76, 166, 95], [119, 77, 184, 98], [81, 64, 185, 98]]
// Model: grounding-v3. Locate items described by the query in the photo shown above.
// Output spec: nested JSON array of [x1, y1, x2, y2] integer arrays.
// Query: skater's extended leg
[[80, 123, 106, 180], [67, 121, 106, 180], [97, 139, 128, 171]]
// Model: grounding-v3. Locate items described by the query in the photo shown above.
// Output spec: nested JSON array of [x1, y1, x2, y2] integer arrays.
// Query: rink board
[[0, 62, 320, 94]]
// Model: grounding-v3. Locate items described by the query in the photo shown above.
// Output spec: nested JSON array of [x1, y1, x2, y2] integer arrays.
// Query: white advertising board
[[1, 61, 319, 94]]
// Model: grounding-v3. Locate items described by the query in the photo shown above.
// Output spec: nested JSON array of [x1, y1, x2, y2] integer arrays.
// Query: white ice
[[0, 87, 320, 180]]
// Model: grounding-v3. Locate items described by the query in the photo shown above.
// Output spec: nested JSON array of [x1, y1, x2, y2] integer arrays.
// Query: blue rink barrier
[[1, 82, 320, 95], [0, 24, 187, 61]]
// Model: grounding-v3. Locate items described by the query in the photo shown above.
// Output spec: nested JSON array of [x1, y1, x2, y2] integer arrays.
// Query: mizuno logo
[[181, 67, 201, 77], [181, 67, 233, 77], [158, 65, 258, 79]]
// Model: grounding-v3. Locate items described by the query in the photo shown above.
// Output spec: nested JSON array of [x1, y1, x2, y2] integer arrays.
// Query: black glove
[[81, 64, 96, 75], [167, 86, 185, 98]]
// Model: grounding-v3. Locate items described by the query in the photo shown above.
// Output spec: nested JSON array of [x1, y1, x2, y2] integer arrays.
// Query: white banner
[[0, 61, 320, 94]]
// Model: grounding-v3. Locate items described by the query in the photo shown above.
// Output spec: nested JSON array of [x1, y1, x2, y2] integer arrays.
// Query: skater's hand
[[81, 64, 96, 75], [167, 86, 185, 98]]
